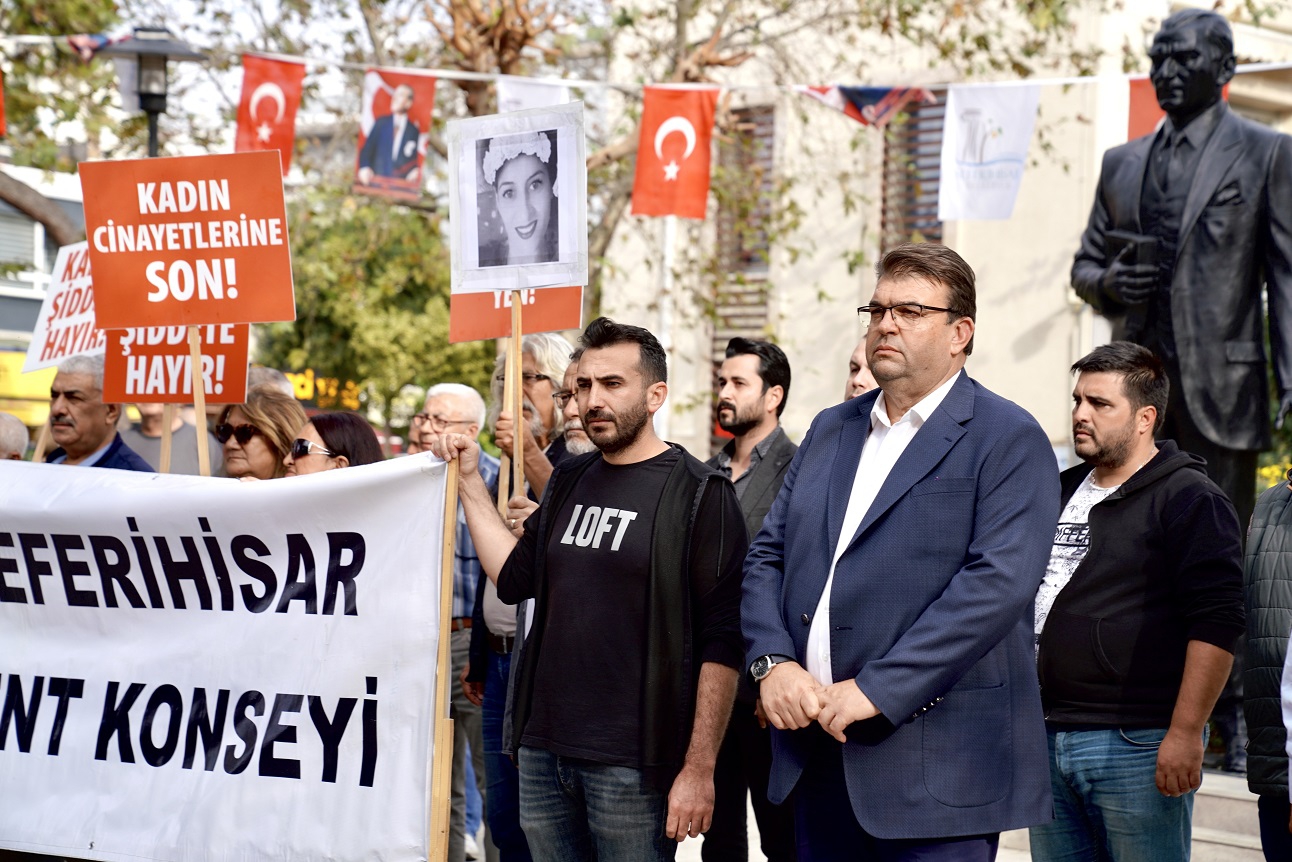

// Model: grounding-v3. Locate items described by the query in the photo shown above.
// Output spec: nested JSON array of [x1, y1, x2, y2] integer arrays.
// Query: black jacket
[[47, 432, 155, 472], [1036, 441, 1244, 726], [1243, 480, 1292, 797], [497, 446, 747, 789], [705, 426, 797, 544]]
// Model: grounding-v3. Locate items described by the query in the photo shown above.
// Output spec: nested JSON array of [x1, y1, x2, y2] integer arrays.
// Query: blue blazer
[[359, 114, 421, 178], [741, 373, 1059, 839]]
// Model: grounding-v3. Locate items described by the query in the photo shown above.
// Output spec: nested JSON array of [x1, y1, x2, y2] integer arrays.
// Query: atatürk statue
[[1071, 8, 1292, 530]]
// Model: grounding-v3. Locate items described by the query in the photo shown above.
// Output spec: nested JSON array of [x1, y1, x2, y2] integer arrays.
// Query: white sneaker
[[464, 834, 480, 860]]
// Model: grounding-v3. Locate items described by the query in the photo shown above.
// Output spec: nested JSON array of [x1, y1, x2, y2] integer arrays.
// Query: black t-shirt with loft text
[[519, 447, 679, 766]]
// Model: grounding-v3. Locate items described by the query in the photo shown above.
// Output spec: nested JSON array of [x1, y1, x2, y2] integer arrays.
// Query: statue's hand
[[1277, 392, 1292, 431], [1101, 246, 1158, 306]]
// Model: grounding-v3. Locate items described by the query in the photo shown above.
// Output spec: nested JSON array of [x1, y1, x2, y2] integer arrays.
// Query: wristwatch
[[750, 654, 791, 682]]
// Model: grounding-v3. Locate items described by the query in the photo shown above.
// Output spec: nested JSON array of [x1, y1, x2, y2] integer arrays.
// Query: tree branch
[[0, 171, 81, 248]]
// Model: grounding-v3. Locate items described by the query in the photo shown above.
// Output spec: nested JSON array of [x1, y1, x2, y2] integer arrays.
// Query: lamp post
[[97, 27, 206, 158]]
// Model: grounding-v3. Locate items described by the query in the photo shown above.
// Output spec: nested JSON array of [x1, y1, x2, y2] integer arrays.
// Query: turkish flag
[[235, 55, 306, 176], [631, 86, 719, 220], [0, 69, 6, 138]]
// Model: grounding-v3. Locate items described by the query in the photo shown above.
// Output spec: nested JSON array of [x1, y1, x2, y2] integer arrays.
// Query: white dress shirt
[[805, 371, 963, 685]]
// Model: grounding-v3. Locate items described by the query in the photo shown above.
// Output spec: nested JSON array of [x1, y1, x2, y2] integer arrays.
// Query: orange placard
[[449, 286, 583, 343], [102, 324, 250, 403], [78, 151, 296, 329]]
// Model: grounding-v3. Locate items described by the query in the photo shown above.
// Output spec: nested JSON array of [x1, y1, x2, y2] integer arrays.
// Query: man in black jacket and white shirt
[[1031, 341, 1244, 861]]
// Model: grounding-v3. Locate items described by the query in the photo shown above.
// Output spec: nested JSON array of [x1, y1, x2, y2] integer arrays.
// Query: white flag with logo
[[937, 84, 1040, 221]]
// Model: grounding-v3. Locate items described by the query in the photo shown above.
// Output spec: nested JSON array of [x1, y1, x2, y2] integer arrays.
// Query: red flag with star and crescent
[[235, 55, 306, 177], [631, 86, 719, 220]]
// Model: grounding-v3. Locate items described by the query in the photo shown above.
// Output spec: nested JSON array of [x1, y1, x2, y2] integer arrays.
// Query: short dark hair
[[578, 317, 667, 385], [1071, 342, 1169, 433], [1160, 9, 1234, 60], [875, 242, 977, 355], [724, 337, 791, 417], [311, 412, 385, 467]]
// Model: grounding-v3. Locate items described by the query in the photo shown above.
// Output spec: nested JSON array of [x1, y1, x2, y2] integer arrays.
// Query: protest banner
[[0, 455, 451, 862], [448, 285, 582, 344], [22, 241, 105, 373], [102, 324, 250, 404], [78, 151, 296, 329]]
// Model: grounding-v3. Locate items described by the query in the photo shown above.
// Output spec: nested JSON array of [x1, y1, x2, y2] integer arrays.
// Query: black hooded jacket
[[1036, 440, 1244, 727]]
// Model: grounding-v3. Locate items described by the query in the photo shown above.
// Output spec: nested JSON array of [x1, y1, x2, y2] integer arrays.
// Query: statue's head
[[1150, 10, 1236, 122]]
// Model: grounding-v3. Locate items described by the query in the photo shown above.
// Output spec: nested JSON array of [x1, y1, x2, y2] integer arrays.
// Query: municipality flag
[[937, 85, 1040, 221]]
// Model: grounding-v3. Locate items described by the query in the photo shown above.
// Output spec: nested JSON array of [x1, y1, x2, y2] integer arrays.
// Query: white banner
[[937, 84, 1040, 221], [496, 75, 571, 113], [23, 241, 106, 373], [0, 455, 448, 862]]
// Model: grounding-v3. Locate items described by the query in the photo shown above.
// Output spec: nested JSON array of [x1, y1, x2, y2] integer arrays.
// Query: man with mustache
[[742, 242, 1059, 860], [1031, 341, 1243, 860], [703, 337, 797, 862], [434, 317, 747, 860], [45, 354, 152, 472]]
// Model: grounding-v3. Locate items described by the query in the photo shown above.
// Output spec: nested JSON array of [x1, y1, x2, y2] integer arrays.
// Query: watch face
[[752, 656, 771, 681]]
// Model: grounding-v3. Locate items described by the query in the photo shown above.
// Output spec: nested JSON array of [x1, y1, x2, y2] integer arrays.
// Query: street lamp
[[97, 27, 206, 157]]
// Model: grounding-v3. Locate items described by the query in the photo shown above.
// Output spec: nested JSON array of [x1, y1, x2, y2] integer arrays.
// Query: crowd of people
[[7, 240, 1292, 862]]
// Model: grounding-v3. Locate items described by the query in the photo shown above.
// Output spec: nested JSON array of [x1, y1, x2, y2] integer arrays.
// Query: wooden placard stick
[[496, 335, 514, 518], [159, 403, 176, 474], [187, 326, 211, 477], [32, 418, 51, 463], [427, 458, 460, 862], [510, 291, 524, 497]]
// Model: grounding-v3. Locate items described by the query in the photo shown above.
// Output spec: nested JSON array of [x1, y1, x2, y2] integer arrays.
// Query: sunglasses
[[290, 438, 337, 459], [215, 423, 263, 445]]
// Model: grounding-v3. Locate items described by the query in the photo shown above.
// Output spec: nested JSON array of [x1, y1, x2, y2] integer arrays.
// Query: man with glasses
[[492, 333, 575, 499], [46, 354, 153, 472], [742, 242, 1060, 860], [416, 382, 501, 862]]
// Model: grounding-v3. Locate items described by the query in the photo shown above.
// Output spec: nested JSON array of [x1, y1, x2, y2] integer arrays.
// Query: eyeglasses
[[215, 423, 263, 445], [412, 413, 475, 431], [290, 438, 337, 459], [494, 372, 552, 385], [552, 390, 575, 409], [857, 303, 959, 328]]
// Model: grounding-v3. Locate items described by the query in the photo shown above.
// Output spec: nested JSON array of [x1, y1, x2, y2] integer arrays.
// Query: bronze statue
[[1071, 8, 1292, 532]]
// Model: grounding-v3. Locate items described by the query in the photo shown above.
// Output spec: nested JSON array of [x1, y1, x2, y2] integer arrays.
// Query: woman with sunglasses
[[215, 386, 308, 480], [284, 412, 384, 476]]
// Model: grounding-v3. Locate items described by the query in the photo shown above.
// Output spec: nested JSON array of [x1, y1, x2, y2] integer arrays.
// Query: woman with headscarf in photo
[[284, 411, 385, 476], [216, 385, 309, 480], [479, 129, 559, 267]]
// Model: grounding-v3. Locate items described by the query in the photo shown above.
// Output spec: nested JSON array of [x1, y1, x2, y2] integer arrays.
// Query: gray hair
[[524, 332, 575, 384], [57, 353, 106, 391], [247, 366, 295, 397], [425, 382, 487, 428], [0, 412, 28, 459]]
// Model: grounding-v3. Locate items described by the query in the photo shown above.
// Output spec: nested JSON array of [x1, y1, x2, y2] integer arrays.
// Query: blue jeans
[[1030, 727, 1197, 861], [484, 650, 532, 861], [518, 745, 676, 862]]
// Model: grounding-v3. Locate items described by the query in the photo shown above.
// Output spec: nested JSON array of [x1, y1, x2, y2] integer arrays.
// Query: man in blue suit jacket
[[357, 83, 421, 184], [742, 242, 1060, 860]]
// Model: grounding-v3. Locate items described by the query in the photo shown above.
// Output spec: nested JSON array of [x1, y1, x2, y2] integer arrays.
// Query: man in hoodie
[[1031, 341, 1245, 861]]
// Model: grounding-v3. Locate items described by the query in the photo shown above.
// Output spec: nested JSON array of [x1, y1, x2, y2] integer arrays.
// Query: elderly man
[[46, 355, 152, 472], [743, 243, 1059, 860], [0, 412, 28, 460], [417, 382, 501, 862], [493, 332, 577, 499]]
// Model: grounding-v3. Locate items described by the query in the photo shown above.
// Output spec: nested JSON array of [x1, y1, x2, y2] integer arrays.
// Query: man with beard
[[702, 337, 797, 862], [743, 242, 1059, 860], [46, 354, 152, 472], [1031, 341, 1244, 860], [433, 317, 747, 860]]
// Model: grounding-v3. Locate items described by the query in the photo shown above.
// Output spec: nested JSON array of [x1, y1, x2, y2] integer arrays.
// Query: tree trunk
[[0, 171, 83, 248]]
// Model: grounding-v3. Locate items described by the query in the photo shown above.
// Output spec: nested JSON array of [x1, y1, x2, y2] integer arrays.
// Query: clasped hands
[[758, 661, 879, 742]]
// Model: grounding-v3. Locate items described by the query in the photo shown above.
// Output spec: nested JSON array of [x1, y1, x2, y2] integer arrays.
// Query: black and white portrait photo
[[475, 129, 560, 268], [447, 103, 587, 295]]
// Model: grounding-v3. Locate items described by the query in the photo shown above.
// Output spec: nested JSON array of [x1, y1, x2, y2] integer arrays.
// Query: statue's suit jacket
[[1071, 105, 1292, 451], [741, 374, 1060, 840]]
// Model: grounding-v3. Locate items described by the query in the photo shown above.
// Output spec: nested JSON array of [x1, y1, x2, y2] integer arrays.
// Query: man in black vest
[[433, 317, 747, 861], [1071, 8, 1292, 536], [704, 337, 797, 861]]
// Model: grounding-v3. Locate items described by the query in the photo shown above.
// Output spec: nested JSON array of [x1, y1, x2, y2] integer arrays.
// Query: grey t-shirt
[[119, 422, 224, 476]]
